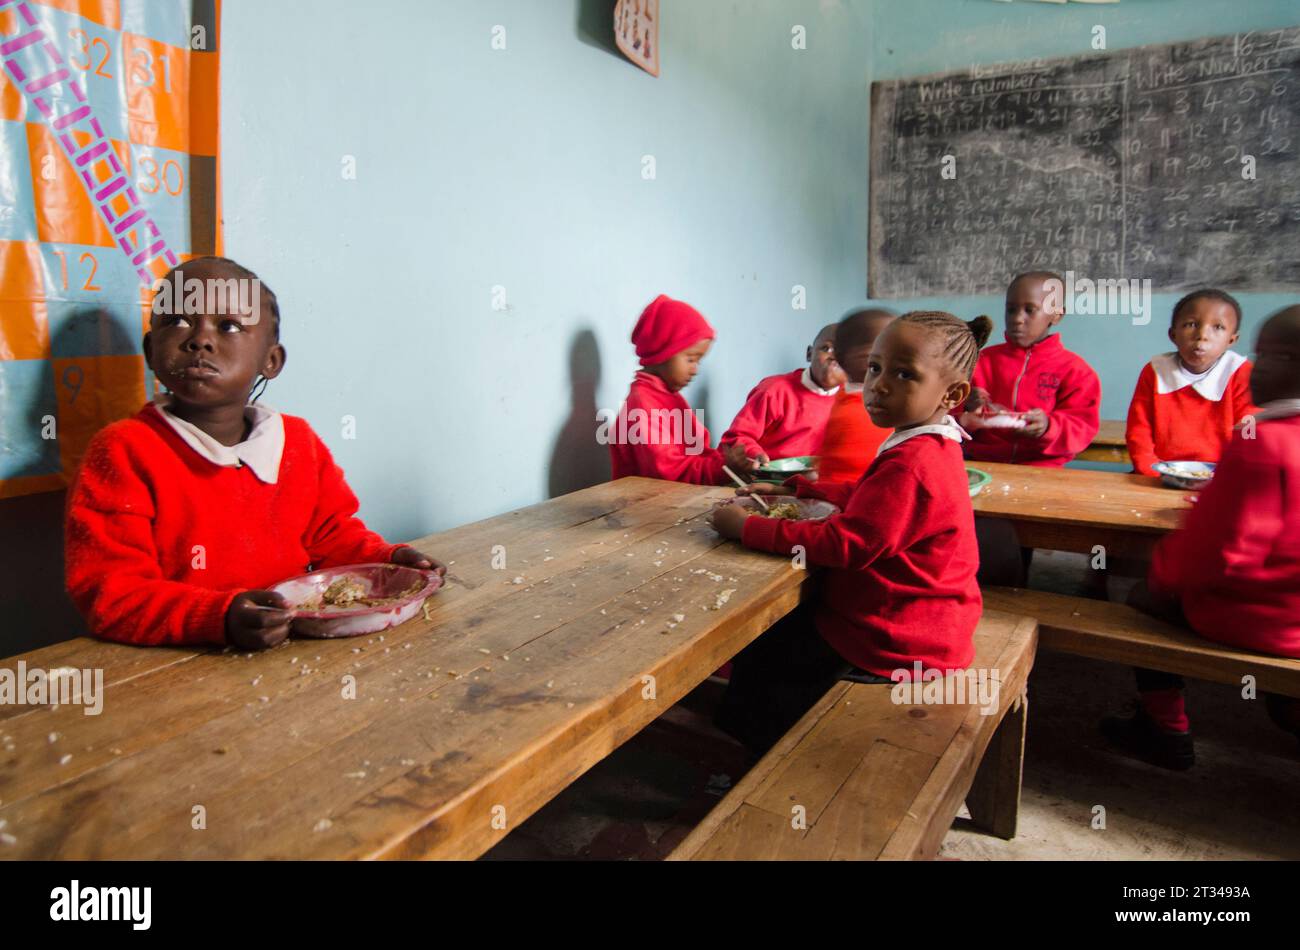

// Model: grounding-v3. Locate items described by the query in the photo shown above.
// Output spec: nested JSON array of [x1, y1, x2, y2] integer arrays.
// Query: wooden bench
[[1077, 419, 1130, 464], [668, 609, 1038, 860], [982, 587, 1300, 697]]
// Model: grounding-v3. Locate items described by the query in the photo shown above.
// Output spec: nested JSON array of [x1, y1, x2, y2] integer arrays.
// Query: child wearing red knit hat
[[64, 257, 445, 651], [607, 294, 751, 484]]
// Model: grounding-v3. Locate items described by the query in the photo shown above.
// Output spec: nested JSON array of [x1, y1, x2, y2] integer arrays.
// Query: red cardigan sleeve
[[742, 458, 927, 568], [64, 431, 238, 647], [1126, 364, 1159, 476], [1149, 431, 1283, 597], [787, 474, 856, 510], [303, 431, 405, 568], [719, 384, 773, 461], [1039, 360, 1101, 461]]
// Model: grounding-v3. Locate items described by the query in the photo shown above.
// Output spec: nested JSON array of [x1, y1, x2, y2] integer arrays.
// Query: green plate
[[752, 455, 816, 484], [966, 465, 992, 498]]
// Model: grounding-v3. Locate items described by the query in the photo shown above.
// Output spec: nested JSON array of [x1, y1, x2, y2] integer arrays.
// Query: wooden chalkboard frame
[[869, 28, 1300, 298]]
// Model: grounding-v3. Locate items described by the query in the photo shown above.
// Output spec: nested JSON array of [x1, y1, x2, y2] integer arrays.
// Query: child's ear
[[944, 379, 971, 411], [806, 345, 813, 361], [1167, 326, 1176, 346], [262, 343, 287, 380], [142, 331, 152, 363]]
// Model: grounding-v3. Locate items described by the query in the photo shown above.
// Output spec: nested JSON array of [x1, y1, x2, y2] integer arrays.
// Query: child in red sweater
[[64, 257, 445, 652], [1102, 306, 1300, 770], [608, 294, 751, 484], [710, 311, 991, 755], [1126, 289, 1257, 476], [815, 308, 896, 484], [962, 272, 1101, 467], [719, 323, 843, 465]]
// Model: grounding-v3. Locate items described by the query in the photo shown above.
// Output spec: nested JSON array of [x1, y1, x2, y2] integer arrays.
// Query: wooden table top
[[970, 461, 1191, 536], [0, 477, 806, 860], [1092, 419, 1127, 447]]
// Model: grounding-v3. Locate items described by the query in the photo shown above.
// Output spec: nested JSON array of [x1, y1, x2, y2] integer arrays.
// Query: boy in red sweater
[[710, 311, 991, 755], [64, 257, 444, 651], [719, 323, 842, 465], [962, 272, 1101, 467], [1102, 306, 1300, 769], [608, 294, 751, 484], [815, 308, 896, 484], [1126, 289, 1257, 476]]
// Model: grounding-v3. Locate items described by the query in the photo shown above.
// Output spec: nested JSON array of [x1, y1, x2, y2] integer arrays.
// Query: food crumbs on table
[[215, 746, 228, 755], [0, 833, 16, 847], [251, 675, 262, 686], [59, 754, 72, 765], [47, 732, 59, 744], [512, 576, 524, 584], [290, 657, 298, 664], [423, 602, 433, 621], [313, 819, 332, 833], [672, 613, 685, 623], [567, 702, 575, 708], [477, 648, 491, 655], [546, 680, 555, 688], [501, 654, 510, 660], [712, 589, 737, 610], [259, 696, 270, 703], [343, 771, 366, 779]]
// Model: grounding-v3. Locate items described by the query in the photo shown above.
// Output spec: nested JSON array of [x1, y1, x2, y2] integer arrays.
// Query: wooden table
[[1076, 419, 1130, 464], [0, 478, 805, 860], [969, 461, 1192, 558]]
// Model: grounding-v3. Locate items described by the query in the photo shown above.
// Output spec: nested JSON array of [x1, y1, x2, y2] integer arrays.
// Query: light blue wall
[[221, 0, 873, 542], [220, 0, 1299, 545]]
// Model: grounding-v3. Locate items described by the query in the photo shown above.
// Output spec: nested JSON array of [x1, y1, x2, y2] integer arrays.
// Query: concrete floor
[[484, 551, 1300, 861]]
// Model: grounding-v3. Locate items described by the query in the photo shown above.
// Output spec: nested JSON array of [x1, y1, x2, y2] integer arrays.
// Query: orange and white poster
[[614, 0, 658, 77], [0, 0, 221, 499]]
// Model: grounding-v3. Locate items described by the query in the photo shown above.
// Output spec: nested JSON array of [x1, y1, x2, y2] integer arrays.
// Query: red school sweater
[[965, 334, 1101, 467], [815, 387, 892, 484], [608, 371, 726, 485], [64, 406, 405, 647], [1149, 414, 1300, 658], [741, 433, 982, 676], [1125, 355, 1257, 476], [719, 369, 837, 461]]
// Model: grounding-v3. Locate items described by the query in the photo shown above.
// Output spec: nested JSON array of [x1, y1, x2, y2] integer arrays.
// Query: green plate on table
[[966, 465, 991, 498], [753, 455, 817, 483]]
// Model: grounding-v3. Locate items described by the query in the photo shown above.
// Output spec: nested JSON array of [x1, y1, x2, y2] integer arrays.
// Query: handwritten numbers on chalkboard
[[62, 365, 84, 406]]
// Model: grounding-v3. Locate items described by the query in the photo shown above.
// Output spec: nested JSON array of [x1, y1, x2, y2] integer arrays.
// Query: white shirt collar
[[843, 380, 865, 394], [1251, 399, 1300, 422], [799, 367, 839, 397], [1151, 351, 1246, 401], [151, 395, 286, 484], [877, 414, 970, 456]]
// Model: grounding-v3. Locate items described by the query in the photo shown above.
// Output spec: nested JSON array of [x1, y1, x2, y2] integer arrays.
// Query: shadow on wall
[[574, 0, 621, 58], [548, 328, 611, 499], [0, 306, 134, 656]]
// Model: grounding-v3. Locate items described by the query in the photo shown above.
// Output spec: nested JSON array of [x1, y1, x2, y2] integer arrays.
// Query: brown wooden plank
[[0, 481, 810, 859], [971, 462, 1188, 536], [982, 587, 1300, 696], [964, 691, 1027, 840], [1078, 420, 1130, 463], [0, 484, 728, 810], [673, 609, 1038, 862]]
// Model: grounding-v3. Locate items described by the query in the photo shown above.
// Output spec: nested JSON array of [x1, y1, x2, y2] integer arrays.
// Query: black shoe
[[1100, 707, 1195, 771]]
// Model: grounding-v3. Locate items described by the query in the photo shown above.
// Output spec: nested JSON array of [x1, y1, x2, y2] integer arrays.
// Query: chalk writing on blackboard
[[869, 29, 1300, 297]]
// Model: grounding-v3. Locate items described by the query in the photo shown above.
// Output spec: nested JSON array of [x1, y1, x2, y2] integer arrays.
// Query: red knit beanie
[[631, 294, 715, 366]]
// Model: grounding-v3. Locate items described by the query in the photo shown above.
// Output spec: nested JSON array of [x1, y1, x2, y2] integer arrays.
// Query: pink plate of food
[[269, 563, 442, 639]]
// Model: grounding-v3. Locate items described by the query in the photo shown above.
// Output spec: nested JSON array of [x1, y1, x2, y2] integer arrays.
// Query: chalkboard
[[869, 28, 1300, 298]]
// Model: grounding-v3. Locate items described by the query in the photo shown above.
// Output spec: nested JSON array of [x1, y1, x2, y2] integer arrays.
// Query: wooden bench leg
[[964, 690, 1027, 840]]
